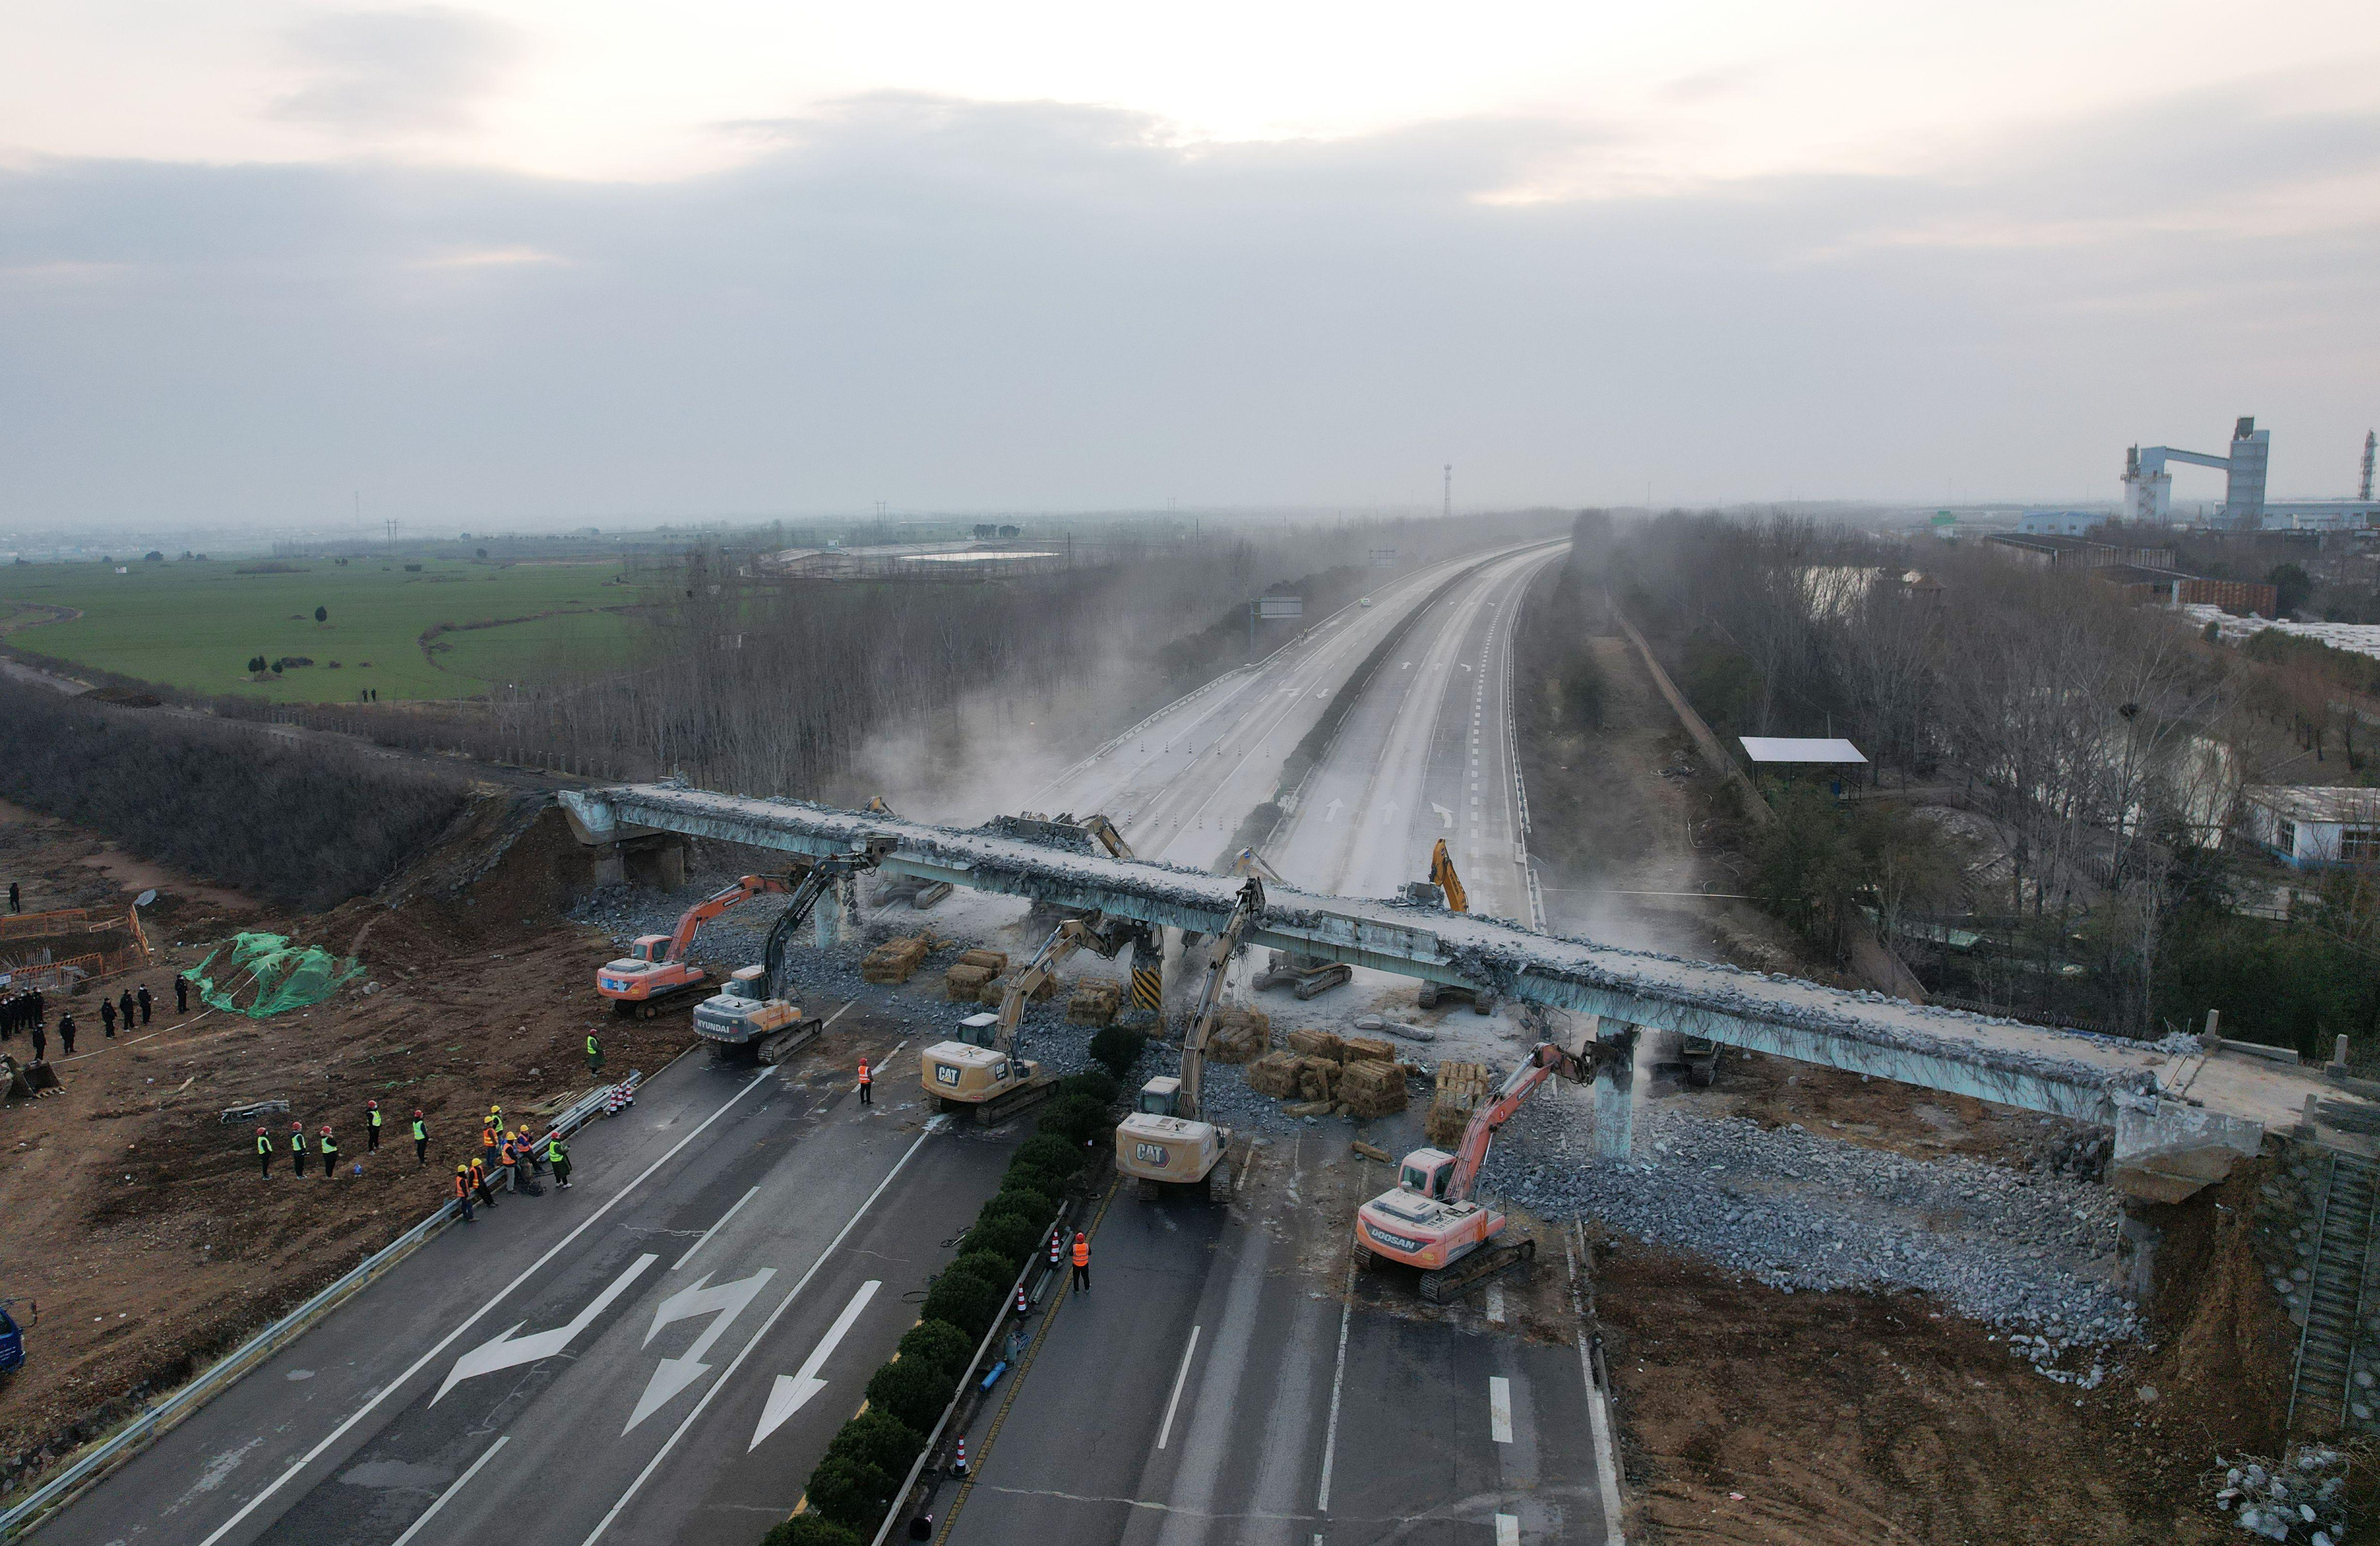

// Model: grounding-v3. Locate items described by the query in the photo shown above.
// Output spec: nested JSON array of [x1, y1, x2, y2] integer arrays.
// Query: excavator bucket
[[1428, 839, 1468, 913]]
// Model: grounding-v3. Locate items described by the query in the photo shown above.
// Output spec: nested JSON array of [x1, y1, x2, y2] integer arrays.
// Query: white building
[[2240, 786, 2380, 869]]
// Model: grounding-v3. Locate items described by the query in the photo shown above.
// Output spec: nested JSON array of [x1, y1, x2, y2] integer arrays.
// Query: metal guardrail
[[0, 1070, 645, 1541]]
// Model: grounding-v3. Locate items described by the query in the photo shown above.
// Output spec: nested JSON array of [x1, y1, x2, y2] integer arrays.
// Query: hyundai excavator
[[919, 911, 1147, 1124], [693, 838, 894, 1064], [1352, 1039, 1589, 1302], [596, 874, 794, 1018], [1115, 877, 1262, 1203]]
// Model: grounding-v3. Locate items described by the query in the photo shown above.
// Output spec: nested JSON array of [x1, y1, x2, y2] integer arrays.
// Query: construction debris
[[1352, 1012, 1436, 1043], [1351, 1140, 1396, 1163], [1294, 1056, 1341, 1104]]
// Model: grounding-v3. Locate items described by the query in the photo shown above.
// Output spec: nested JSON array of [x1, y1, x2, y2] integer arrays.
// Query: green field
[[0, 556, 644, 701]]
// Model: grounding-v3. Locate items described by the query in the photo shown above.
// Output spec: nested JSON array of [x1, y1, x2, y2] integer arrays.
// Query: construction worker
[[480, 1121, 498, 1163], [53, 1015, 71, 1058], [1070, 1232, 1090, 1293], [497, 1131, 519, 1193], [6, 881, 16, 912], [586, 1031, 604, 1076], [30, 1019, 46, 1062], [453, 1164, 476, 1222], [256, 1127, 274, 1179], [857, 1056, 872, 1107], [174, 974, 189, 1015], [98, 998, 115, 1039], [468, 1154, 499, 1209], [366, 1099, 382, 1153], [290, 1121, 309, 1177], [318, 1125, 339, 1178], [412, 1109, 429, 1165], [516, 1125, 543, 1177], [545, 1131, 571, 1190], [117, 989, 135, 1035], [136, 984, 152, 1026]]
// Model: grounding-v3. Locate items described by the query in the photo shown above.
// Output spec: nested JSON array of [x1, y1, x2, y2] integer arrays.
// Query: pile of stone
[[1427, 1062, 1493, 1147], [2210, 1446, 2351, 1544]]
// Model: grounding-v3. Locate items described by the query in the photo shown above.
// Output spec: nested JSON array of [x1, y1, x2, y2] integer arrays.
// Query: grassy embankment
[[0, 556, 640, 701]]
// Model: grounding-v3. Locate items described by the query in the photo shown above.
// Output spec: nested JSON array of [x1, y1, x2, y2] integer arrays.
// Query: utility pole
[[1443, 464, 1452, 519], [2363, 430, 2375, 502]]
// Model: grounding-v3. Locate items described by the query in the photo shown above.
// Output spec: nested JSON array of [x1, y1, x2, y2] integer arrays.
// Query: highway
[[39, 535, 1604, 1546]]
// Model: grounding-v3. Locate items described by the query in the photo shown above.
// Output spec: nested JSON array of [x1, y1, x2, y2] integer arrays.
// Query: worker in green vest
[[545, 1131, 572, 1190], [586, 1031, 604, 1076], [366, 1099, 383, 1153], [290, 1121, 309, 1177], [318, 1125, 340, 1179], [255, 1127, 274, 1179], [411, 1109, 429, 1165]]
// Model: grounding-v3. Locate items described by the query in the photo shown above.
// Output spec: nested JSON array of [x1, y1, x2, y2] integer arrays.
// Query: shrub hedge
[[780, 1073, 1118, 1545]]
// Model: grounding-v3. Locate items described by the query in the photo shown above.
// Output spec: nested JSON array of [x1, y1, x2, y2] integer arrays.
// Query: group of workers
[[249, 1097, 572, 1217], [1, 975, 190, 1064]]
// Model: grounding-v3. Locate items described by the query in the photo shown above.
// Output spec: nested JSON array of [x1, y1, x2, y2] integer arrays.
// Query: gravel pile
[[1480, 1099, 2143, 1345], [2210, 1447, 2352, 1544]]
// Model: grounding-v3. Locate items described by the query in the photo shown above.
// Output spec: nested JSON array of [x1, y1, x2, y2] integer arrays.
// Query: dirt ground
[[0, 801, 705, 1492], [1592, 1160, 2299, 1545]]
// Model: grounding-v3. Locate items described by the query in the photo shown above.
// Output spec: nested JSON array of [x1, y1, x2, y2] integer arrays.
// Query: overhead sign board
[[1257, 595, 1304, 620], [1369, 548, 1399, 568]]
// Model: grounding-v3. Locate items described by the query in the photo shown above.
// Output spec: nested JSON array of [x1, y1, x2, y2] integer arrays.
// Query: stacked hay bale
[[944, 947, 1006, 1002], [1245, 1050, 1302, 1098], [1427, 1061, 1493, 1147], [1066, 980, 1123, 1026], [862, 936, 930, 984], [1206, 1008, 1271, 1064], [1338, 1035, 1407, 1117]]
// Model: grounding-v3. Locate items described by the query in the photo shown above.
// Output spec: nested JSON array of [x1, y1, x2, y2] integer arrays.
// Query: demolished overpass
[[558, 784, 2338, 1197]]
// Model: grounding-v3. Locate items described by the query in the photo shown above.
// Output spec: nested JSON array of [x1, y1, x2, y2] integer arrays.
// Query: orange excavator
[[1352, 1039, 1588, 1303], [596, 874, 790, 1018]]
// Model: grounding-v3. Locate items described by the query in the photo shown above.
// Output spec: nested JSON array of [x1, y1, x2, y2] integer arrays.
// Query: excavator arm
[[758, 837, 899, 1000], [1447, 1041, 1585, 1202], [1080, 814, 1133, 861], [1179, 878, 1264, 1121], [1429, 838, 1468, 914], [989, 912, 1138, 1049], [663, 874, 792, 962]]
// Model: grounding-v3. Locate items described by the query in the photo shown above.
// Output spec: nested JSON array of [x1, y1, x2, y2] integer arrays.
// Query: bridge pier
[[1593, 1021, 1640, 1161]]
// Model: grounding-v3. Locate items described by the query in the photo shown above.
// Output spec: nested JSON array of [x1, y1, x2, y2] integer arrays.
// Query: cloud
[[0, 81, 2374, 528], [272, 7, 526, 138]]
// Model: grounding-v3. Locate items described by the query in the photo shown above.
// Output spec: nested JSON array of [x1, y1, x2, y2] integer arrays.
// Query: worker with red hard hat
[[1070, 1232, 1091, 1293], [255, 1126, 274, 1179], [290, 1121, 309, 1177]]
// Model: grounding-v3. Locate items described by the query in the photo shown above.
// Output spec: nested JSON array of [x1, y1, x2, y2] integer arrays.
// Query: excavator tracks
[[1418, 1237, 1536, 1305]]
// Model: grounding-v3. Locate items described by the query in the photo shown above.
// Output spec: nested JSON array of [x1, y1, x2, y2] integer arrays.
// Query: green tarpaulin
[[191, 932, 363, 1017]]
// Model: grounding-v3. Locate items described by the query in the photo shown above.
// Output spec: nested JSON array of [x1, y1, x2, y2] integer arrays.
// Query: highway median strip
[[765, 1070, 1123, 1546]]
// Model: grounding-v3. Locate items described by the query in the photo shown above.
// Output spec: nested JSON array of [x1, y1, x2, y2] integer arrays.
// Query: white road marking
[[1315, 1256, 1356, 1513], [1489, 1376, 1514, 1443], [750, 1279, 881, 1450], [1430, 802, 1453, 828], [1496, 1513, 1520, 1546], [626, 1268, 778, 1431], [819, 997, 861, 1030], [1156, 1324, 1203, 1450], [388, 1436, 509, 1546], [578, 1120, 944, 1545], [433, 1255, 660, 1405], [674, 1187, 761, 1271], [194, 1068, 778, 1546], [1484, 1284, 1505, 1324]]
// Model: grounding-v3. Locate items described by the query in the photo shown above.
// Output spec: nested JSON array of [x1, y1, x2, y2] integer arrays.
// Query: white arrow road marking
[[1430, 802, 1453, 828], [1324, 799, 1344, 824], [749, 1279, 881, 1450], [1376, 801, 1398, 828], [433, 1255, 658, 1404], [625, 1268, 778, 1432]]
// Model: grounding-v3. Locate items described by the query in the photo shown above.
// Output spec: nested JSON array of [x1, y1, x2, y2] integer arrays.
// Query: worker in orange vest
[[1070, 1232, 1090, 1294], [453, 1164, 476, 1222], [857, 1057, 873, 1107]]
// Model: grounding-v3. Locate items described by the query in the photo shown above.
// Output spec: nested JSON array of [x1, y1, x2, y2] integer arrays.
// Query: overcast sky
[[3, 2, 2377, 528]]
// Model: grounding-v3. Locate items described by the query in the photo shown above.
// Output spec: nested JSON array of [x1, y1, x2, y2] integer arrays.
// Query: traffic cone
[[953, 1437, 969, 1478], [1015, 1285, 1029, 1317], [1048, 1229, 1063, 1268]]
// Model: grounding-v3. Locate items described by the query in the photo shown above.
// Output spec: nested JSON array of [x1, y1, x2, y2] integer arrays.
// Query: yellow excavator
[[1115, 877, 1263, 1204], [918, 912, 1140, 1124], [1429, 837, 1468, 912]]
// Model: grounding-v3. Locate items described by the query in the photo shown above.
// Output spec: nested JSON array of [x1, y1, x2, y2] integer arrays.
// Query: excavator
[[1115, 878, 1262, 1203], [693, 838, 894, 1064], [919, 911, 1147, 1124], [1352, 1039, 1589, 1303], [596, 874, 793, 1018]]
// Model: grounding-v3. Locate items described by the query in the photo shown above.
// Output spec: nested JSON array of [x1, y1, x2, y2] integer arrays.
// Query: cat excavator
[[919, 910, 1146, 1123], [693, 838, 894, 1064], [1352, 1038, 1589, 1302], [597, 874, 793, 1018], [1115, 877, 1262, 1204]]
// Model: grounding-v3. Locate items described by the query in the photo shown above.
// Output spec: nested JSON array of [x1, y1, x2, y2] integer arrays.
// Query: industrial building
[[1982, 533, 2279, 614], [2240, 786, 2380, 869], [2122, 418, 2380, 530]]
